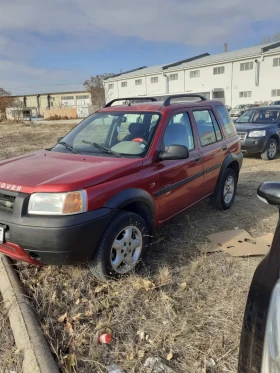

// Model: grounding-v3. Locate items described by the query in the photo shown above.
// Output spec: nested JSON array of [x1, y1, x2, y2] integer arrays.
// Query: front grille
[[0, 193, 16, 212], [237, 132, 247, 141]]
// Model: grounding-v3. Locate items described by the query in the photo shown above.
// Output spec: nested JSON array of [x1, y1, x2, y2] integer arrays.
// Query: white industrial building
[[104, 42, 280, 107]]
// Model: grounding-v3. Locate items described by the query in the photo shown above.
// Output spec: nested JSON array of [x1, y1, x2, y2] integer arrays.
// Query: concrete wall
[[44, 108, 77, 119]]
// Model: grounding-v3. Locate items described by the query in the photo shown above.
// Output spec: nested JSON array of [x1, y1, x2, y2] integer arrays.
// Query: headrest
[[129, 122, 144, 136]]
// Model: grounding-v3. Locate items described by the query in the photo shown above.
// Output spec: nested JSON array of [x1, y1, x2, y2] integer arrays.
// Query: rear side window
[[193, 110, 222, 146], [216, 105, 237, 137]]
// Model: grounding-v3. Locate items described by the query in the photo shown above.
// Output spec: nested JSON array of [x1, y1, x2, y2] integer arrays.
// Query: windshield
[[234, 105, 247, 109], [236, 109, 280, 123], [52, 111, 161, 157]]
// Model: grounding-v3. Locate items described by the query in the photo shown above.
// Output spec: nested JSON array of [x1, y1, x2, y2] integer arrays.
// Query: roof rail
[[104, 97, 157, 107], [163, 94, 207, 106]]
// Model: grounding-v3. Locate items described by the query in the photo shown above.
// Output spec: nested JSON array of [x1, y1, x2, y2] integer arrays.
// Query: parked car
[[225, 105, 232, 112], [0, 95, 243, 281], [270, 100, 280, 105], [231, 104, 254, 117], [234, 106, 280, 160], [238, 181, 280, 373]]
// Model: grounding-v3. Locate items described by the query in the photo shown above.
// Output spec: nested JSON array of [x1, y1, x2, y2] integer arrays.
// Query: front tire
[[211, 168, 237, 210], [261, 138, 277, 161], [89, 211, 150, 282]]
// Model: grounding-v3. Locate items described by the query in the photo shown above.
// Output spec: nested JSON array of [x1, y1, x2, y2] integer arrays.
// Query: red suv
[[0, 95, 242, 281]]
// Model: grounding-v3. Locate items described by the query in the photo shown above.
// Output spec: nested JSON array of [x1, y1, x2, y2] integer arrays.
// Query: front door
[[191, 108, 227, 195], [155, 111, 204, 222]]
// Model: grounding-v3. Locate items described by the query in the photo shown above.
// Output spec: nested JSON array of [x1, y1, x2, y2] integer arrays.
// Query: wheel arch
[[104, 188, 156, 234], [269, 134, 280, 148], [213, 153, 241, 196]]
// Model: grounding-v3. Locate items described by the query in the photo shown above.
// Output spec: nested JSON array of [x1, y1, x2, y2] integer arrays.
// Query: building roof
[[12, 90, 90, 98], [179, 42, 280, 69], [105, 42, 280, 82]]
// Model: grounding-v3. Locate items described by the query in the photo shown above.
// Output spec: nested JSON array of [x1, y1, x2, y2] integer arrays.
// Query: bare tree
[[0, 88, 13, 120], [83, 73, 115, 108], [260, 32, 280, 44]]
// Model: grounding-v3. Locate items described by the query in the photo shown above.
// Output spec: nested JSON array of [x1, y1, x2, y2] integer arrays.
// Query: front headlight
[[248, 130, 266, 137], [261, 279, 280, 373], [28, 191, 87, 215]]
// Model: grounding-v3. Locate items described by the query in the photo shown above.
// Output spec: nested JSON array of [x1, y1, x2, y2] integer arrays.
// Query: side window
[[162, 112, 195, 150], [216, 105, 237, 137], [193, 109, 222, 146]]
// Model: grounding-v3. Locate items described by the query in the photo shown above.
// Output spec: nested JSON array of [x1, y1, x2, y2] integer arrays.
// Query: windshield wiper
[[82, 140, 122, 157], [58, 141, 79, 154]]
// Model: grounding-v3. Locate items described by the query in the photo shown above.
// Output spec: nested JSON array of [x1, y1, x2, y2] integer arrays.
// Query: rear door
[[156, 110, 204, 222], [191, 108, 226, 196]]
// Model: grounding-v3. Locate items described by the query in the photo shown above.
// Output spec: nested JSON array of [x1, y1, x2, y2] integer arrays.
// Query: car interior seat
[[122, 123, 145, 141]]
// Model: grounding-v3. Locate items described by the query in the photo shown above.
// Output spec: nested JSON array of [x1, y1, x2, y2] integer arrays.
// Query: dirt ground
[[0, 121, 279, 373]]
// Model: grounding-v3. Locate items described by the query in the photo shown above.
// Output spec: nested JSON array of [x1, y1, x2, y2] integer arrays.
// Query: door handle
[[222, 145, 228, 151], [194, 156, 201, 163]]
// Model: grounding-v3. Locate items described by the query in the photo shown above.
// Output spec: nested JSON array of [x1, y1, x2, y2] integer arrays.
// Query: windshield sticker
[[0, 182, 22, 191], [140, 144, 146, 148]]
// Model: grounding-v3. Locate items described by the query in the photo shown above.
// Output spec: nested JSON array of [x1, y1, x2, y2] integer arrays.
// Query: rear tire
[[89, 211, 150, 282], [261, 138, 277, 161], [211, 168, 237, 210]]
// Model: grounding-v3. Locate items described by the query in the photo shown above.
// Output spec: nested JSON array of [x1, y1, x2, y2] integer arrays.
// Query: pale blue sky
[[0, 0, 279, 95]]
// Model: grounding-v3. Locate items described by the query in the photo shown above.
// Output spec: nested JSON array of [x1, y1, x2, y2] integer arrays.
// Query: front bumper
[[0, 191, 114, 265], [240, 136, 267, 154]]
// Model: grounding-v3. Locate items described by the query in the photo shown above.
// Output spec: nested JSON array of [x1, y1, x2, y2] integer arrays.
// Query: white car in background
[[230, 104, 253, 117]]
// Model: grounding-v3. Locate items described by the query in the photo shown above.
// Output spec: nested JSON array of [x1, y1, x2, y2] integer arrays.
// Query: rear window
[[216, 105, 237, 137]]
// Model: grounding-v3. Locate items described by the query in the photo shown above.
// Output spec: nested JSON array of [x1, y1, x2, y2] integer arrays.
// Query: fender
[[213, 152, 243, 195], [104, 188, 156, 232]]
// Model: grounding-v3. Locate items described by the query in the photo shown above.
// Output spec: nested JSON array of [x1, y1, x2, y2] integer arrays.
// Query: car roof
[[98, 98, 224, 113], [248, 106, 280, 110]]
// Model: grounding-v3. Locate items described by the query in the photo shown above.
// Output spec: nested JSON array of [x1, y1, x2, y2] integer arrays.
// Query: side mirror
[[159, 145, 189, 161], [57, 136, 63, 143], [257, 182, 280, 206]]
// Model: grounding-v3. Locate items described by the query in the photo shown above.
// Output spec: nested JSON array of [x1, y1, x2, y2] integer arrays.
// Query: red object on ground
[[98, 333, 112, 344], [0, 242, 42, 266]]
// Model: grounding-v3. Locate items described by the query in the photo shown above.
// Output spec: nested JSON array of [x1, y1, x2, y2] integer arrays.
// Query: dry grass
[[0, 294, 23, 373], [0, 121, 279, 372]]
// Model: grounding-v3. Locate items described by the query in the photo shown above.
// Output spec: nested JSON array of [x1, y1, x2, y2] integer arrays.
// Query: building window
[[61, 96, 74, 106], [76, 95, 88, 100], [190, 70, 200, 78], [108, 83, 114, 89], [169, 73, 178, 81], [151, 76, 159, 84], [213, 66, 225, 75], [240, 62, 253, 71], [239, 91, 252, 98], [135, 79, 142, 86], [61, 96, 74, 101], [273, 58, 280, 67], [213, 91, 224, 99], [272, 89, 280, 97], [121, 81, 127, 88]]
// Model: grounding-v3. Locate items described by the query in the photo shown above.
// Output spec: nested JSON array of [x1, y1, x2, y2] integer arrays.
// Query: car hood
[[235, 123, 275, 131], [0, 151, 143, 194], [231, 109, 242, 113]]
